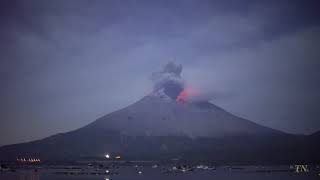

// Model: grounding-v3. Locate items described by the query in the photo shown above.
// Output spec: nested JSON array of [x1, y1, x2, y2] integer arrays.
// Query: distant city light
[[16, 158, 41, 163], [105, 154, 110, 159]]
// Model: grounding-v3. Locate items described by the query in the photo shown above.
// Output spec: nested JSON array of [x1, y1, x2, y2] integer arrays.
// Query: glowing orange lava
[[176, 89, 190, 102]]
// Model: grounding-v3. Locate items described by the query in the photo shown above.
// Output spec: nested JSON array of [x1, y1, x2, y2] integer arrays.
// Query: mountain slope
[[0, 96, 319, 163], [88, 95, 282, 137]]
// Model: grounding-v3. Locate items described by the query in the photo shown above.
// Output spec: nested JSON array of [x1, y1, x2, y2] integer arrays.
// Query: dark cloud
[[0, 0, 320, 145], [151, 62, 184, 99]]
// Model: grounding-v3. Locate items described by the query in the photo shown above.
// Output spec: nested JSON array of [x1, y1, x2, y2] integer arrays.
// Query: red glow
[[176, 89, 192, 102]]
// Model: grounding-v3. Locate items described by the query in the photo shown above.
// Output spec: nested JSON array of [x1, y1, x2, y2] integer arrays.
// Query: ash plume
[[151, 62, 185, 100]]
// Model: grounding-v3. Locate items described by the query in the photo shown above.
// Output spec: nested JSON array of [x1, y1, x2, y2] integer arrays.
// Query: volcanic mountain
[[88, 95, 282, 137], [0, 94, 319, 164]]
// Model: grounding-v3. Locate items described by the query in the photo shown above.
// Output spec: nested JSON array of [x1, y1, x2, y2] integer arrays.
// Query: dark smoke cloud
[[151, 62, 185, 99]]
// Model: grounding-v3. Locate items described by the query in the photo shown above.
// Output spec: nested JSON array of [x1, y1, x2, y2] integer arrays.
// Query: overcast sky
[[1, 0, 320, 145]]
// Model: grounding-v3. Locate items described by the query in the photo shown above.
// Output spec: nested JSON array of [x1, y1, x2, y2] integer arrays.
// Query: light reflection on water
[[0, 166, 319, 180], [18, 172, 39, 180]]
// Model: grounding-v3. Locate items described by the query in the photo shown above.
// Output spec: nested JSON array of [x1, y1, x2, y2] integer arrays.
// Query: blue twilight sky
[[0, 0, 320, 145]]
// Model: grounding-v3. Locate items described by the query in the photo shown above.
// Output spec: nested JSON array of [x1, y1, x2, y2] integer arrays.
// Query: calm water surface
[[0, 166, 319, 180]]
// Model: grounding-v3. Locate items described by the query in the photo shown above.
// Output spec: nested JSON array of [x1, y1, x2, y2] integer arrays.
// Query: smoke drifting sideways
[[151, 62, 185, 100]]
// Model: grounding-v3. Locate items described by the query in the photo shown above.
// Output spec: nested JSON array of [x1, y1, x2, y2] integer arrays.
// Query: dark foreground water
[[1, 165, 319, 180]]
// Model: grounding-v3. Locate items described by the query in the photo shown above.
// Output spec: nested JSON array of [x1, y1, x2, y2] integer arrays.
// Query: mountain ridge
[[0, 95, 319, 163], [88, 95, 284, 137]]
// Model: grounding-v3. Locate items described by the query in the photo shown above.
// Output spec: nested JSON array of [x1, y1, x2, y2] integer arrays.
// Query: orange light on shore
[[115, 155, 121, 159]]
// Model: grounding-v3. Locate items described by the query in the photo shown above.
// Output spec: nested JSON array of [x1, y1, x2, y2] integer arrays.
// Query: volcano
[[87, 95, 282, 137], [0, 94, 319, 163]]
